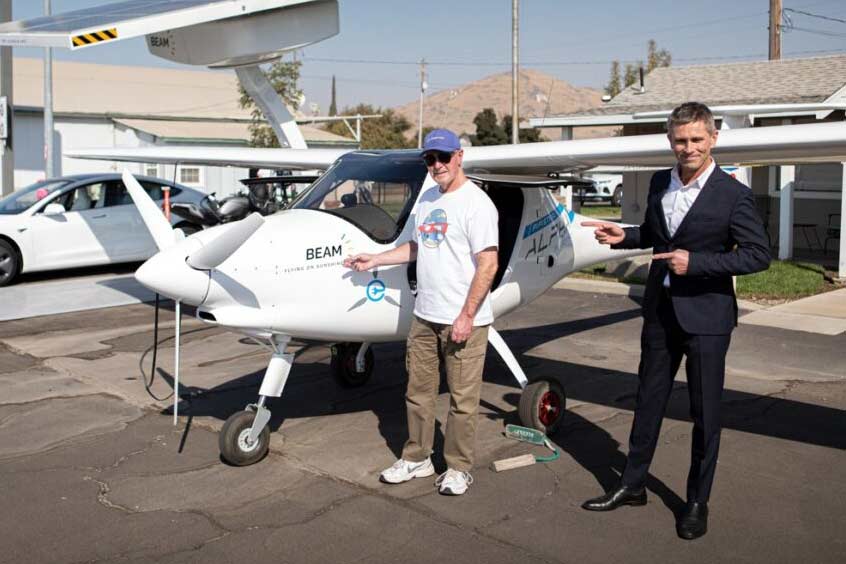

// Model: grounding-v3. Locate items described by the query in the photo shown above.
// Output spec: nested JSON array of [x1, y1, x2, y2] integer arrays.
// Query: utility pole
[[511, 0, 519, 145], [0, 0, 12, 196], [417, 58, 427, 149], [769, 0, 782, 60], [44, 0, 54, 178]]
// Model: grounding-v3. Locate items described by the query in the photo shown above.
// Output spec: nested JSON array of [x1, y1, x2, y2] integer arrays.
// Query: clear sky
[[9, 0, 846, 114]]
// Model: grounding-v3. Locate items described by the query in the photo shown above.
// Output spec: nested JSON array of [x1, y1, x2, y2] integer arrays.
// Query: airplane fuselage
[[135, 151, 644, 341]]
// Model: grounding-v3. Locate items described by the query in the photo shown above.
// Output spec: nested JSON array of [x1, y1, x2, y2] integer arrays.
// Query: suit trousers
[[621, 290, 731, 503], [401, 315, 489, 472]]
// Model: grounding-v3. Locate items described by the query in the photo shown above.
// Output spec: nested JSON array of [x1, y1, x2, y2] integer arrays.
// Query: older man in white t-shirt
[[344, 129, 499, 495]]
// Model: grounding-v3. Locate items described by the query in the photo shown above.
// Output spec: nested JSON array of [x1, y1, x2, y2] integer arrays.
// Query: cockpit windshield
[[0, 179, 72, 215], [291, 152, 427, 243]]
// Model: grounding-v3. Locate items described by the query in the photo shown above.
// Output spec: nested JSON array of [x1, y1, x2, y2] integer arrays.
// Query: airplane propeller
[[185, 213, 265, 270], [121, 169, 265, 424], [121, 170, 182, 251]]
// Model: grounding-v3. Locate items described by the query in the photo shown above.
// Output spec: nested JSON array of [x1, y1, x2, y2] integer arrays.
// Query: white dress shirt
[[661, 159, 716, 287]]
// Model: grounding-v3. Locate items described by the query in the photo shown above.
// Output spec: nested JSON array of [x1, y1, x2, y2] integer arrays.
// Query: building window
[[145, 164, 159, 178], [179, 167, 201, 185]]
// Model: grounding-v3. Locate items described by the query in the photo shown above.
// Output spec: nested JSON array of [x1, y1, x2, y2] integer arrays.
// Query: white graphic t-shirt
[[412, 180, 499, 325]]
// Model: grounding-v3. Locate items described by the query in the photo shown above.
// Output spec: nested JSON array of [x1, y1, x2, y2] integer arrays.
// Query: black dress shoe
[[581, 484, 647, 511], [677, 501, 708, 540]]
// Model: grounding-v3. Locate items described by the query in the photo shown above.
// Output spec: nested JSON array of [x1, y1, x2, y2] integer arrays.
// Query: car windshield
[[290, 152, 427, 243], [0, 179, 72, 215]]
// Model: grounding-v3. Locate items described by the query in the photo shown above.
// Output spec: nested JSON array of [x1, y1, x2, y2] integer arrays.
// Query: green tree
[[607, 40, 671, 94], [605, 60, 621, 98], [503, 115, 542, 143], [238, 59, 303, 148], [411, 125, 438, 145], [623, 62, 641, 88], [323, 103, 413, 149], [470, 108, 508, 146], [647, 39, 672, 72]]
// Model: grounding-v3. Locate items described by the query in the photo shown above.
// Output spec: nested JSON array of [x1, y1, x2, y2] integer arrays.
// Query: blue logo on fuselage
[[366, 279, 386, 302]]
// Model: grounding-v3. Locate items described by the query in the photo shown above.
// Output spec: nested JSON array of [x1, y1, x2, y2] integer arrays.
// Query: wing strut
[[236, 65, 307, 150]]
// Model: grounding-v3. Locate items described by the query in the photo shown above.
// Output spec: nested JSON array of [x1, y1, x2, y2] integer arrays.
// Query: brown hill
[[394, 68, 615, 141]]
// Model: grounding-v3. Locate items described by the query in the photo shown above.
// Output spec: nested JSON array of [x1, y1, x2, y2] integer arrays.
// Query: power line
[[301, 49, 846, 68], [788, 25, 846, 37], [785, 7, 846, 24]]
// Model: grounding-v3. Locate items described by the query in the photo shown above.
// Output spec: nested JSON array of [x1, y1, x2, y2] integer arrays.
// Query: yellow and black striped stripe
[[71, 28, 118, 48]]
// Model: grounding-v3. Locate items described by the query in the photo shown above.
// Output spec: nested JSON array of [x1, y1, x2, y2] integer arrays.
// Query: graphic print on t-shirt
[[418, 208, 449, 248]]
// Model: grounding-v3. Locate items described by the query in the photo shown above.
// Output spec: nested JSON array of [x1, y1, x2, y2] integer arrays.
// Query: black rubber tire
[[219, 410, 270, 466], [518, 379, 566, 435], [0, 239, 20, 287], [331, 343, 374, 387], [612, 185, 623, 207]]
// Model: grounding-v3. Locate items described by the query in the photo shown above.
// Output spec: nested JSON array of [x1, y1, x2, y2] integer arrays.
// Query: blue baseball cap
[[421, 128, 461, 154]]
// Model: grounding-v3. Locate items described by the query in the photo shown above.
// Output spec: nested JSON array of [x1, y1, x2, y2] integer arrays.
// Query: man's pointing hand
[[581, 221, 626, 246]]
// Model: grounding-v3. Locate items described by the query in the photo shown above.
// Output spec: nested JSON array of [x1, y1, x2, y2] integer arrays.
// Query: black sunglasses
[[422, 151, 455, 167]]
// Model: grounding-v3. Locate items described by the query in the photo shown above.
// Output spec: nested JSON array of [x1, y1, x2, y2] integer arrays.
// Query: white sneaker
[[380, 457, 435, 484], [435, 468, 473, 496]]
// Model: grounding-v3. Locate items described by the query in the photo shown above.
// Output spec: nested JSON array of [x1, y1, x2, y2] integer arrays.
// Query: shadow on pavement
[[147, 308, 844, 494]]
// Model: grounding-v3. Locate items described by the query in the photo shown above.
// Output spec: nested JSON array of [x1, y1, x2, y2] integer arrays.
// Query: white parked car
[[582, 173, 623, 206], [0, 174, 207, 286]]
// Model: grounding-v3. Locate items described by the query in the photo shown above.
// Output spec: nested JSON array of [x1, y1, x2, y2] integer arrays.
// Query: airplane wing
[[462, 121, 846, 175], [66, 121, 846, 174], [66, 146, 351, 170]]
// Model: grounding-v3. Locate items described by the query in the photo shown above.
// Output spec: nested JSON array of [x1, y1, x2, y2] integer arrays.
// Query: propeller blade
[[186, 212, 264, 270], [122, 170, 176, 252]]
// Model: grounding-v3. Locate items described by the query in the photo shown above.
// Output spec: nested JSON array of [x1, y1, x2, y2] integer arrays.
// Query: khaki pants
[[401, 315, 489, 472]]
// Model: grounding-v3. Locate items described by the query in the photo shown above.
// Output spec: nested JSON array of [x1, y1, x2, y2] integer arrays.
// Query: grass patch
[[736, 260, 830, 300], [576, 260, 835, 301], [577, 205, 621, 220]]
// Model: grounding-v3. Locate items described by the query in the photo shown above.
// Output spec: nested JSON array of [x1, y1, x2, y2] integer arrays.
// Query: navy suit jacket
[[613, 166, 770, 335]]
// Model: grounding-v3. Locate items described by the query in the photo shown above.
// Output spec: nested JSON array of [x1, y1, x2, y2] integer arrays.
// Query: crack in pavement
[[270, 450, 561, 564]]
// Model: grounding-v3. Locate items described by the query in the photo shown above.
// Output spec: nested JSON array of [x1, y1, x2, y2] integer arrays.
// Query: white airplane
[[4, 0, 846, 466], [111, 115, 846, 466]]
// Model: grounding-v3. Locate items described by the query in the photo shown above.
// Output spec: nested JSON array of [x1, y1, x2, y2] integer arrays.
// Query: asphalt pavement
[[1, 286, 844, 564]]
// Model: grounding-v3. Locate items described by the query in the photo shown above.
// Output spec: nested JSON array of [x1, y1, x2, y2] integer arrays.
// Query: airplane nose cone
[[135, 239, 210, 306]]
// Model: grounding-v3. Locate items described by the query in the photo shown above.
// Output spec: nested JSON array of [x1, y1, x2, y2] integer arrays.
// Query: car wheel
[[0, 239, 20, 287], [612, 185, 623, 207]]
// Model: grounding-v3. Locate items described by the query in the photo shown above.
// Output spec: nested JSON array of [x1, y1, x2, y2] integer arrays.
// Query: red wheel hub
[[538, 390, 561, 427]]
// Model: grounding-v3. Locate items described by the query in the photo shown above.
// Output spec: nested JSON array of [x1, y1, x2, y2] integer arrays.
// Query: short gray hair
[[666, 102, 716, 134]]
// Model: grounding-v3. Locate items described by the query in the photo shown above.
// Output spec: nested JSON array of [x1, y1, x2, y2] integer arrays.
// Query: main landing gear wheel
[[331, 343, 374, 387], [219, 410, 270, 466], [518, 379, 566, 435]]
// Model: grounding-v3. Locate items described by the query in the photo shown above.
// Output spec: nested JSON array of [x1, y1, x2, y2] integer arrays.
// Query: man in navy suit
[[581, 102, 770, 540]]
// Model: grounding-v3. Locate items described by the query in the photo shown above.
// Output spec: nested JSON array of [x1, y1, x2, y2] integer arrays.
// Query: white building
[[10, 57, 355, 197]]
